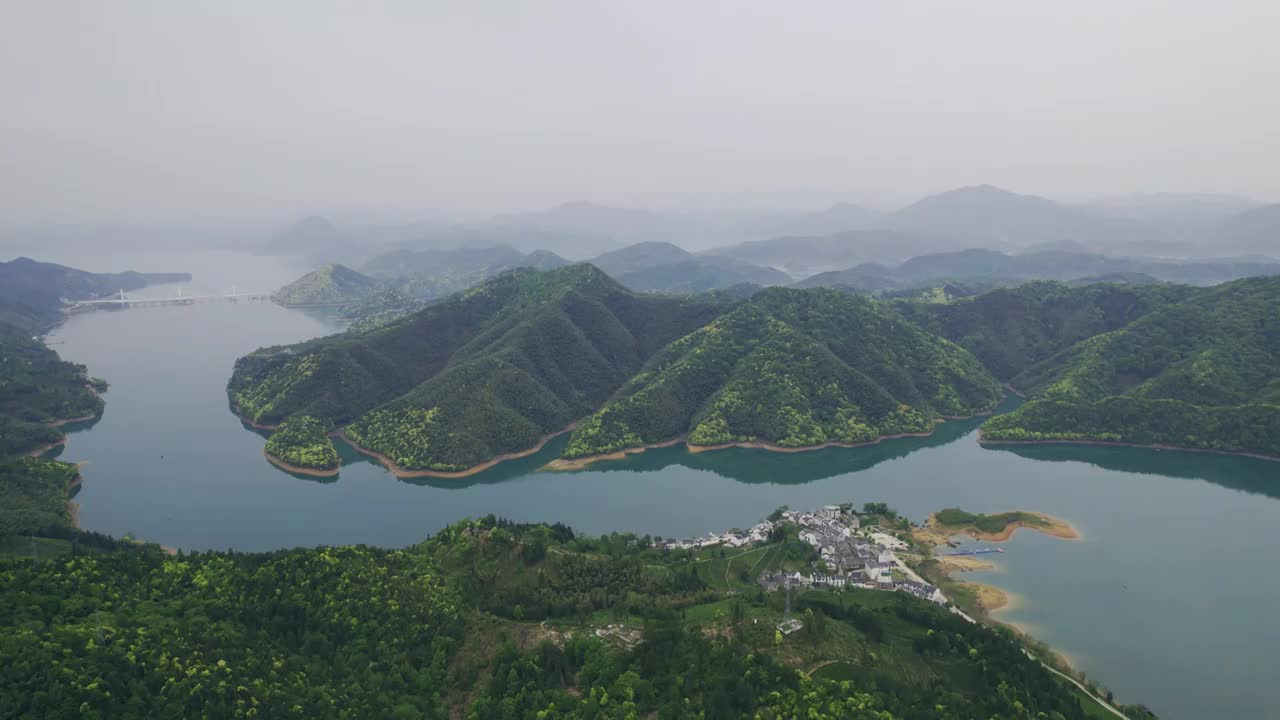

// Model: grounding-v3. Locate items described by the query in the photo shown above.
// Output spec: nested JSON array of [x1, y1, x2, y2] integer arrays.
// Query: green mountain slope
[[230, 265, 731, 472], [564, 288, 1001, 458], [0, 325, 104, 456], [271, 263, 382, 306], [983, 276, 1280, 456], [0, 517, 1152, 719], [893, 281, 1200, 380]]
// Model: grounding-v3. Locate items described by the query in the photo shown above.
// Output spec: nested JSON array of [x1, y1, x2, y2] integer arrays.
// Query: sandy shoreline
[[546, 402, 1006, 470], [544, 424, 964, 470], [979, 433, 1280, 462], [24, 438, 68, 458], [687, 430, 937, 455], [339, 425, 576, 479], [542, 436, 687, 470], [961, 581, 1021, 614], [262, 448, 339, 477], [48, 412, 100, 428]]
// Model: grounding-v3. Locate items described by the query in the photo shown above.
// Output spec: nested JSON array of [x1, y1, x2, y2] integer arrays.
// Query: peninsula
[[229, 265, 1002, 477], [916, 508, 1080, 545]]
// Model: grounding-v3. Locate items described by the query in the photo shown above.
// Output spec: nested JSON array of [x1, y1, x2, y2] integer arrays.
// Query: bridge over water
[[67, 287, 273, 309]]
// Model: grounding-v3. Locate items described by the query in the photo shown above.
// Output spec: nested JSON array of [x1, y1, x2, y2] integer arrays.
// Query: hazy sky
[[2, 1, 1278, 221]]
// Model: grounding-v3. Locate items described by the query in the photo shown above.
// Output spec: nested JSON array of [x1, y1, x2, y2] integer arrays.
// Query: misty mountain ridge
[[257, 183, 1276, 273], [880, 184, 1164, 251], [793, 247, 1280, 294]]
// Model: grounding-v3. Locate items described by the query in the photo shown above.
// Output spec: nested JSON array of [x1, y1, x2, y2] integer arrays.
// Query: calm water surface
[[40, 251, 1280, 720]]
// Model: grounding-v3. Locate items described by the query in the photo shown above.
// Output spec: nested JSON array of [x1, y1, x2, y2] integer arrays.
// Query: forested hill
[[563, 288, 1001, 458], [229, 265, 731, 472], [893, 281, 1199, 380], [983, 276, 1280, 456], [0, 516, 1153, 719], [271, 263, 381, 306], [0, 324, 104, 457]]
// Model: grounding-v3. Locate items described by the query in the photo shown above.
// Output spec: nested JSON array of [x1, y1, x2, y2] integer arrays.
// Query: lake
[[39, 250, 1280, 720]]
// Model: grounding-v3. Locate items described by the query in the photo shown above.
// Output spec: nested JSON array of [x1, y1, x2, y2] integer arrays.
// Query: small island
[[921, 508, 1080, 544], [263, 416, 339, 477]]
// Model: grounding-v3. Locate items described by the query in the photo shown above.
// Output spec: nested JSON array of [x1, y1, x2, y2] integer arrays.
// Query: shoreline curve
[[978, 433, 1280, 463], [339, 425, 576, 479], [262, 448, 339, 477]]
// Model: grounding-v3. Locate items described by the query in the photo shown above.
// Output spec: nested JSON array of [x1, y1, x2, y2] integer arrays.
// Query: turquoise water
[[39, 251, 1280, 720]]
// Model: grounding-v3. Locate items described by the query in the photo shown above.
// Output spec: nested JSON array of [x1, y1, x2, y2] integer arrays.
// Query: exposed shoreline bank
[[979, 433, 1280, 463], [339, 425, 576, 479], [543, 419, 981, 471], [542, 436, 687, 470], [546, 402, 1006, 470], [23, 407, 103, 458]]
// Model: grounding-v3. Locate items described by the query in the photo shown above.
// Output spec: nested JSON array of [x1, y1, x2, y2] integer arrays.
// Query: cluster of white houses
[[660, 521, 774, 550], [664, 504, 949, 606]]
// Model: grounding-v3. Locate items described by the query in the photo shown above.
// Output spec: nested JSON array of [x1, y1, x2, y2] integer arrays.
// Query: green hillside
[[0, 456, 80, 536], [0, 325, 104, 456], [894, 281, 1199, 379], [564, 288, 1001, 458], [264, 415, 338, 471], [0, 516, 1151, 719], [231, 265, 730, 472], [271, 263, 382, 306], [983, 276, 1280, 456]]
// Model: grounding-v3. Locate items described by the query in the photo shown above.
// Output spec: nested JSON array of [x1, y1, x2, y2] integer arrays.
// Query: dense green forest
[[981, 276, 1280, 456], [233, 267, 1000, 470], [0, 325, 103, 456], [0, 457, 79, 536], [565, 287, 1001, 457], [893, 281, 1198, 380], [264, 416, 339, 470], [236, 266, 1280, 468], [233, 265, 731, 472], [0, 516, 1153, 719]]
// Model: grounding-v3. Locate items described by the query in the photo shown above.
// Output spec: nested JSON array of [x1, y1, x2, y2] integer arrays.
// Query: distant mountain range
[[703, 229, 959, 276], [793, 248, 1280, 294], [586, 241, 789, 293], [262, 183, 1278, 316]]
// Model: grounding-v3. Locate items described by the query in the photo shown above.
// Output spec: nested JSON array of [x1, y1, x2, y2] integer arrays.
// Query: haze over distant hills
[[23, 183, 1265, 277], [586, 241, 789, 293], [793, 248, 1280, 295], [263, 182, 1280, 321]]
